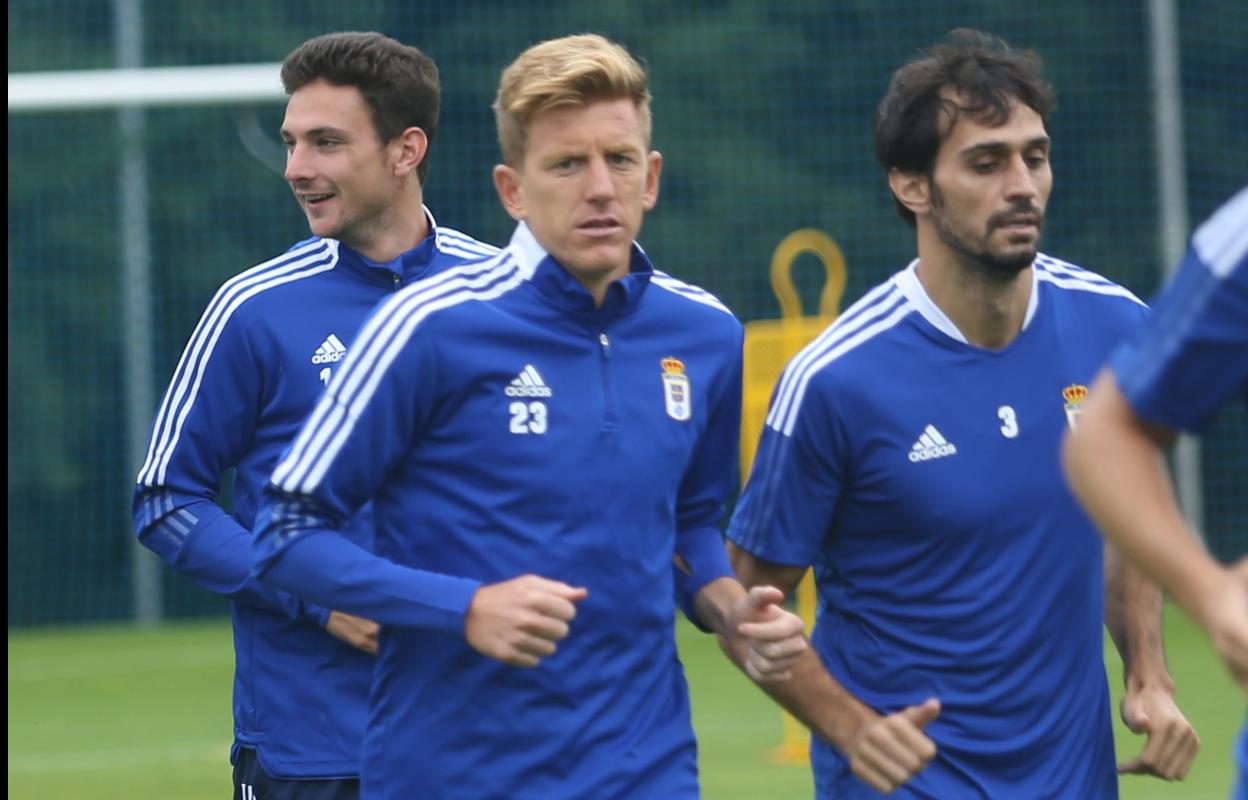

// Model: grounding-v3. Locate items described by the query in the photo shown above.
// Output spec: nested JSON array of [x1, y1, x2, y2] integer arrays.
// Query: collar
[[332, 205, 444, 286], [894, 258, 1039, 344], [505, 222, 653, 319]]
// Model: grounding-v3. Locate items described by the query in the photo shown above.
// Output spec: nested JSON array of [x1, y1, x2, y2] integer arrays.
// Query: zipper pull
[[599, 332, 611, 358]]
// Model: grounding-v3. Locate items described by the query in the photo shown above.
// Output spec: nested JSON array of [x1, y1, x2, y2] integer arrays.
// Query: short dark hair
[[874, 29, 1054, 226], [282, 32, 440, 184]]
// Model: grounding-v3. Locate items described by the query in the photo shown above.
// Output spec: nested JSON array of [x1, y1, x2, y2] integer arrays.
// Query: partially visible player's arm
[[1064, 370, 1200, 779], [691, 576, 807, 681], [672, 523, 809, 681], [134, 495, 323, 621], [256, 485, 585, 668], [132, 296, 326, 624], [1067, 370, 1236, 636], [253, 519, 479, 632], [665, 331, 807, 679], [671, 329, 743, 628], [728, 545, 940, 795], [1066, 370, 1248, 696]]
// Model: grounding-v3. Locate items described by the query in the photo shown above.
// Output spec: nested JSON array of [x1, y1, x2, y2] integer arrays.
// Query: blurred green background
[[8, 0, 1246, 629]]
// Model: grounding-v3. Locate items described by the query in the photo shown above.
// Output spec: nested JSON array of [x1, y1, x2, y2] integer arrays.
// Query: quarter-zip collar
[[330, 205, 446, 288], [505, 222, 653, 323]]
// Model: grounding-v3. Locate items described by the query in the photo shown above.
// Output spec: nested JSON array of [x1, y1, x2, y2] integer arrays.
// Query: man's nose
[[584, 156, 615, 202], [285, 143, 313, 183], [1003, 154, 1039, 202]]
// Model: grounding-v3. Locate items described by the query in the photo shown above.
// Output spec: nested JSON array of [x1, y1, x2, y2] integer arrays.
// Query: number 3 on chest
[[998, 405, 1019, 439]]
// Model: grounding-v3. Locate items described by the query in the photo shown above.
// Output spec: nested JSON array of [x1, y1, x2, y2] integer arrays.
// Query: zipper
[[598, 331, 618, 430]]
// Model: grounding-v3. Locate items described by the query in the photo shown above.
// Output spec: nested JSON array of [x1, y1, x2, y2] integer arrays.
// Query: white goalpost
[[8, 63, 285, 112], [9, 58, 287, 625]]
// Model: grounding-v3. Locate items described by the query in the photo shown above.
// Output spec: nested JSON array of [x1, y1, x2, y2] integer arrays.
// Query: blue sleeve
[[253, 291, 480, 631], [1112, 193, 1248, 431], [132, 290, 325, 624], [674, 325, 743, 631], [255, 509, 479, 632], [727, 365, 845, 567]]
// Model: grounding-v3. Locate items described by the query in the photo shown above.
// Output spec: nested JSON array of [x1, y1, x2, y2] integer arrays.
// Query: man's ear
[[493, 163, 525, 222], [888, 168, 931, 218], [641, 150, 662, 211], [392, 127, 429, 179]]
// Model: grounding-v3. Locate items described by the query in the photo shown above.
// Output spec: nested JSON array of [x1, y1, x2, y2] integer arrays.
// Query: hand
[[324, 610, 380, 655], [465, 575, 588, 668], [728, 585, 807, 682], [1199, 558, 1248, 694], [848, 698, 940, 795], [1118, 684, 1199, 780]]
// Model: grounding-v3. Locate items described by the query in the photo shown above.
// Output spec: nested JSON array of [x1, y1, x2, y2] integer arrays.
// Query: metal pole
[[1147, 0, 1203, 537], [116, 0, 161, 624]]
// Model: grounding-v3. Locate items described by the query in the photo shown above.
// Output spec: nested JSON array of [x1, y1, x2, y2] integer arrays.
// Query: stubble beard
[[333, 202, 392, 254], [930, 185, 1042, 281]]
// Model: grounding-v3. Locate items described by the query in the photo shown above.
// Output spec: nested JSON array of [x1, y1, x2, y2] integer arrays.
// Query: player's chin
[[994, 241, 1039, 267], [308, 218, 344, 240], [568, 245, 629, 276]]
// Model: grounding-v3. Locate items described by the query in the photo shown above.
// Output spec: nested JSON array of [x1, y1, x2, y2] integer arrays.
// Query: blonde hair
[[493, 33, 651, 166]]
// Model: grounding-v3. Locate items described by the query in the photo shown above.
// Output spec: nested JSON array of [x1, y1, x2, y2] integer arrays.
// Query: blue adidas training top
[[253, 222, 741, 799], [1113, 187, 1248, 429], [1109, 187, 1248, 788], [133, 209, 498, 779], [729, 254, 1147, 799]]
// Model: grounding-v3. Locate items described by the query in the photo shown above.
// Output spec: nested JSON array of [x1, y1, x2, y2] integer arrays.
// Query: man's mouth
[[995, 214, 1040, 233], [578, 217, 622, 235]]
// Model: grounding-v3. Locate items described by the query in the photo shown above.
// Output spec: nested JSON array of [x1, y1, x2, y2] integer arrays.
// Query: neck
[[577, 271, 619, 308], [352, 192, 429, 263], [569, 261, 631, 308], [914, 238, 1032, 350]]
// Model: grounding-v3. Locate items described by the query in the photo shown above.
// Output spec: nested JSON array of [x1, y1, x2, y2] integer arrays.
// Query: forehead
[[938, 98, 1048, 159], [282, 79, 373, 133], [524, 98, 647, 153]]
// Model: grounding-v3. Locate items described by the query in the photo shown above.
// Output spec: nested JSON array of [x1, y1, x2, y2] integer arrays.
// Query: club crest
[[1062, 384, 1088, 431], [661, 357, 692, 421]]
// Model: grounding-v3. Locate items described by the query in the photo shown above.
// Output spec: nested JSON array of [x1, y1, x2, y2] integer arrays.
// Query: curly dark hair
[[874, 29, 1054, 227]]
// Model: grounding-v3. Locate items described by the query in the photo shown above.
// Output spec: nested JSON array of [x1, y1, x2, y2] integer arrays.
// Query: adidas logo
[[505, 364, 553, 398], [908, 424, 957, 462], [311, 334, 347, 365]]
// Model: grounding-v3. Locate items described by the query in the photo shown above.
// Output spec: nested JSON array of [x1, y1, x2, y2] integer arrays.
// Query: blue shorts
[[233, 746, 358, 800]]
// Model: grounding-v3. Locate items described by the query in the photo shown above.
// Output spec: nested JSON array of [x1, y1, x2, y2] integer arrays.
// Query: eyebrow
[[279, 126, 350, 140], [959, 136, 1051, 158]]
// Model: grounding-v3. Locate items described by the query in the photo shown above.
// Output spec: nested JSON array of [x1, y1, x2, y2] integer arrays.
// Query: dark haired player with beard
[[724, 29, 1198, 798]]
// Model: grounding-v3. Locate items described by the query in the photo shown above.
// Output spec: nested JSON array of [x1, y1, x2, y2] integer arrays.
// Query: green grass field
[[8, 608, 1241, 799]]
